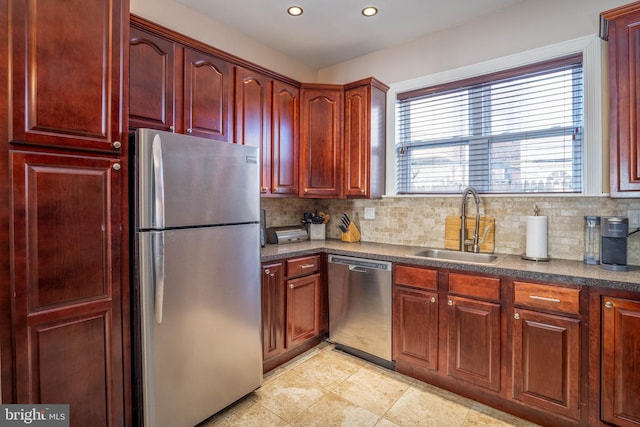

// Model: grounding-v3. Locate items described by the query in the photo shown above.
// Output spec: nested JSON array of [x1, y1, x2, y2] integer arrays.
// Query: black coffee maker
[[601, 217, 628, 271]]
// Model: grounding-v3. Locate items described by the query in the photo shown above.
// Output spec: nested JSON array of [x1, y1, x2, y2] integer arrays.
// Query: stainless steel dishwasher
[[328, 254, 393, 368]]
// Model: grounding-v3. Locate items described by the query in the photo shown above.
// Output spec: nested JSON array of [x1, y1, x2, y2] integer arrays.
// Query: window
[[396, 55, 583, 194]]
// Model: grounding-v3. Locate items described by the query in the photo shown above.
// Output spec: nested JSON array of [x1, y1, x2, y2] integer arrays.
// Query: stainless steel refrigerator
[[133, 128, 263, 427]]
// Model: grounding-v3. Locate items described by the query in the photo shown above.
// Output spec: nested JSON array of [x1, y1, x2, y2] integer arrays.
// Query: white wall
[[129, 0, 317, 82], [317, 0, 630, 85]]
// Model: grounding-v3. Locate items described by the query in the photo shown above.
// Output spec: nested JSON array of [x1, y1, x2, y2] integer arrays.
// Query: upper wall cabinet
[[344, 78, 388, 199], [601, 2, 640, 196], [129, 20, 233, 141], [10, 0, 125, 153], [300, 84, 344, 198]]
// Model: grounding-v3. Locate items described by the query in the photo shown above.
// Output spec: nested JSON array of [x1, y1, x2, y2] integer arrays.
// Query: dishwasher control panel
[[327, 255, 391, 271]]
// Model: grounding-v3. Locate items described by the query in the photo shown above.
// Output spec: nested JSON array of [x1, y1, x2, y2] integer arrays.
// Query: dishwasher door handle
[[348, 265, 369, 273]]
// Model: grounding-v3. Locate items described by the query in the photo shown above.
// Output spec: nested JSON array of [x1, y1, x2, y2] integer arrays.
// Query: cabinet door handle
[[169, 125, 175, 132], [529, 295, 561, 303], [289, 283, 294, 289], [430, 297, 436, 303], [112, 163, 121, 171], [299, 264, 315, 269], [264, 269, 270, 275], [448, 300, 453, 306], [261, 187, 268, 193], [186, 128, 193, 134], [112, 141, 121, 149], [304, 188, 308, 193], [514, 312, 520, 320], [605, 301, 613, 309]]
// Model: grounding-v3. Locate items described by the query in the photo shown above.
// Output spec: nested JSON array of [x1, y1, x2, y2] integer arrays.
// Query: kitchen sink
[[409, 248, 499, 264]]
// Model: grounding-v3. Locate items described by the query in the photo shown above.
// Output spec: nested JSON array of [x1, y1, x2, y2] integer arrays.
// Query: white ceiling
[[176, 0, 525, 69]]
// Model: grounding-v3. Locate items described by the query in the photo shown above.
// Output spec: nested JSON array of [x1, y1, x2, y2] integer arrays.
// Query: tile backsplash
[[261, 196, 640, 265]]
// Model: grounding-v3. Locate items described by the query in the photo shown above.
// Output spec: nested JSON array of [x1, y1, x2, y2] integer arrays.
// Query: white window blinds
[[396, 55, 583, 194]]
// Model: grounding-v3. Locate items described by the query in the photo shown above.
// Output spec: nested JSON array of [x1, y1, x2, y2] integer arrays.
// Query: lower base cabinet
[[262, 255, 325, 371], [602, 296, 640, 427], [512, 308, 581, 420]]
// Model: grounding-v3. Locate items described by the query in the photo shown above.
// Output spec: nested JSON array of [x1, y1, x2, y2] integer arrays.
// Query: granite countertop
[[261, 239, 640, 292]]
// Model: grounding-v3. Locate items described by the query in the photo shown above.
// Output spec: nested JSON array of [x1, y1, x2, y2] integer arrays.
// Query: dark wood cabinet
[[262, 255, 325, 372], [601, 3, 640, 196], [393, 265, 439, 371], [343, 78, 388, 199], [512, 309, 581, 419], [511, 281, 582, 420], [129, 27, 176, 132], [300, 84, 344, 198], [286, 274, 321, 347], [271, 80, 300, 196], [447, 295, 501, 392], [9, 0, 125, 154], [262, 262, 285, 360], [235, 67, 272, 191], [601, 296, 640, 427], [10, 151, 126, 426], [129, 18, 233, 141], [446, 273, 501, 392]]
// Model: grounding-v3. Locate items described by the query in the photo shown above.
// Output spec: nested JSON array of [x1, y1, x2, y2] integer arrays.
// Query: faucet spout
[[460, 187, 481, 253]]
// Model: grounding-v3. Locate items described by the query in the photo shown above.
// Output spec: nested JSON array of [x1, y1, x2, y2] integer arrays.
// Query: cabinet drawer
[[449, 273, 500, 301], [395, 265, 438, 290], [513, 281, 580, 315], [286, 255, 320, 278]]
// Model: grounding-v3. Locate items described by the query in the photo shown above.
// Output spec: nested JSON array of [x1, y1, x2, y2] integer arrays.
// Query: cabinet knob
[[514, 312, 520, 320], [360, 189, 365, 194], [430, 297, 436, 303], [112, 163, 121, 171], [289, 283, 294, 289], [169, 125, 175, 132], [448, 300, 453, 306], [112, 141, 121, 149], [605, 301, 614, 309], [186, 128, 193, 134], [264, 269, 270, 275], [304, 188, 308, 193], [261, 187, 268, 193]]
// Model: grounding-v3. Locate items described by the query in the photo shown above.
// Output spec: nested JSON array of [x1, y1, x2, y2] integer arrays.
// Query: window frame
[[385, 35, 605, 197]]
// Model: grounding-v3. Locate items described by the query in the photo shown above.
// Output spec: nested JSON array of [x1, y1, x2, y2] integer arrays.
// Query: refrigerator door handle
[[153, 232, 166, 324], [151, 134, 166, 229]]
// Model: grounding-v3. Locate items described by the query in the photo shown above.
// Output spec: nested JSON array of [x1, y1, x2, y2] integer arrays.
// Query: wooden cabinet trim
[[514, 281, 580, 315], [394, 265, 438, 290], [448, 273, 500, 301]]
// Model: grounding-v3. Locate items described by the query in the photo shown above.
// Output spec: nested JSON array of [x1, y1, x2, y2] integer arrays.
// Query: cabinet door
[[602, 297, 640, 426], [300, 87, 343, 198], [235, 67, 272, 192], [10, 0, 124, 153], [393, 286, 439, 371], [344, 85, 369, 197], [603, 5, 640, 196], [447, 295, 501, 392], [286, 273, 320, 348], [512, 309, 580, 419], [271, 81, 299, 196], [129, 26, 176, 132], [183, 48, 232, 141], [10, 151, 125, 426], [262, 262, 285, 360]]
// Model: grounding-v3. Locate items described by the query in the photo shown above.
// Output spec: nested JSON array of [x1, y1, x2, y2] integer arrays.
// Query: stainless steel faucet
[[460, 187, 481, 253]]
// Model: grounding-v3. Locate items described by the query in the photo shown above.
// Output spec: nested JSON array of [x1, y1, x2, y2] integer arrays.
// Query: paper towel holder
[[521, 205, 550, 262]]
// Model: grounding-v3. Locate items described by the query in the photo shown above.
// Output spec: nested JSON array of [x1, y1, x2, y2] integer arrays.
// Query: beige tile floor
[[202, 342, 540, 427]]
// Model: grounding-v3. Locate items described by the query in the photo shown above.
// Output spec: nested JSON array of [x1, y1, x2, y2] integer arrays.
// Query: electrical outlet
[[364, 207, 375, 220]]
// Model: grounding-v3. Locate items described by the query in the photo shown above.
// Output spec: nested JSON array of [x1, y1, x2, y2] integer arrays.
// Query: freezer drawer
[[328, 255, 393, 363]]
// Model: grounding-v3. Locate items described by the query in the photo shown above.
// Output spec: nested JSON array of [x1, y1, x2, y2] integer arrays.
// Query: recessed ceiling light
[[362, 6, 378, 17], [287, 6, 303, 16]]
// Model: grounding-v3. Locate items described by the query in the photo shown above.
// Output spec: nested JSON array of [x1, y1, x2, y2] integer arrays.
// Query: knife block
[[341, 222, 361, 243]]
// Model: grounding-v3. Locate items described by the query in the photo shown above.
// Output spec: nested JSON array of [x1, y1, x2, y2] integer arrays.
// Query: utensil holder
[[341, 222, 361, 243]]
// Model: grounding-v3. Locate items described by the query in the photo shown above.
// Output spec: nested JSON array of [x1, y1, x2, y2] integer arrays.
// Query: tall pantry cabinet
[[2, 1, 130, 426]]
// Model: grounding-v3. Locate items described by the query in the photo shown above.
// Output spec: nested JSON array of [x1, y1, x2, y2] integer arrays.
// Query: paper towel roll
[[526, 216, 548, 258]]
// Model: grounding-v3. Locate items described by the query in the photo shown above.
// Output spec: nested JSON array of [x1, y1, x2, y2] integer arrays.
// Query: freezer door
[[138, 224, 262, 427], [136, 128, 260, 229]]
